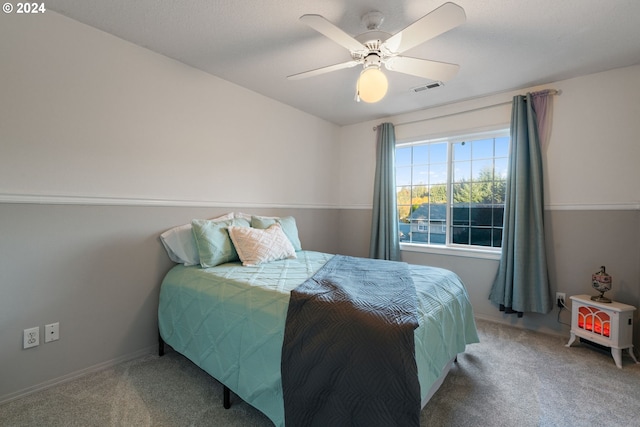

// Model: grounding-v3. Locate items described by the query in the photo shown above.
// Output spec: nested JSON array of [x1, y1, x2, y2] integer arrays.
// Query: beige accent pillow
[[227, 223, 297, 266]]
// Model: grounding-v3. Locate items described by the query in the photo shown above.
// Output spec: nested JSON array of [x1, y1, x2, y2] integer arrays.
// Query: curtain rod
[[373, 89, 559, 131]]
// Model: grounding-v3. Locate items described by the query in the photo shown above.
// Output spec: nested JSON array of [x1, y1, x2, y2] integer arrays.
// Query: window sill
[[400, 243, 501, 260]]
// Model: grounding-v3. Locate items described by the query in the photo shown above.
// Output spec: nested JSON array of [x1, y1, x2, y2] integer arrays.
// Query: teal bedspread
[[158, 251, 478, 427]]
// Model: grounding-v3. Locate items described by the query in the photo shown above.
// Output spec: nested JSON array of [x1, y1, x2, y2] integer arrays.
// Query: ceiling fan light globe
[[357, 68, 388, 103]]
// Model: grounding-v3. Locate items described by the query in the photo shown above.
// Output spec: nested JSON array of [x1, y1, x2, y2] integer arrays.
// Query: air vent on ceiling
[[411, 82, 444, 93]]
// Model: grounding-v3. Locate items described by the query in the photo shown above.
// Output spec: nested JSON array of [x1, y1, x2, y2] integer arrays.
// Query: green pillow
[[192, 217, 250, 267], [250, 215, 302, 251]]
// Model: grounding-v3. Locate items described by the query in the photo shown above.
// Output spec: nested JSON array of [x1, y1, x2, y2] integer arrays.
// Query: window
[[396, 130, 509, 250]]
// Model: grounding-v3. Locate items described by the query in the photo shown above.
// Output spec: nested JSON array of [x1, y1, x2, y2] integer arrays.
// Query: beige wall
[[0, 11, 340, 207], [338, 65, 640, 209]]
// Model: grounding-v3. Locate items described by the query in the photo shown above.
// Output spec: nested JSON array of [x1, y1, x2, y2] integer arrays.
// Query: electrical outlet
[[23, 327, 39, 349], [45, 322, 59, 343], [556, 292, 566, 308]]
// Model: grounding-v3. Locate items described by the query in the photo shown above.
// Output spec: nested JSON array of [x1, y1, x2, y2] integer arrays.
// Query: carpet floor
[[1, 318, 639, 426]]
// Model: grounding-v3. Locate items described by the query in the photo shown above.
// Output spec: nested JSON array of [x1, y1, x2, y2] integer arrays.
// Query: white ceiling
[[47, 0, 640, 126]]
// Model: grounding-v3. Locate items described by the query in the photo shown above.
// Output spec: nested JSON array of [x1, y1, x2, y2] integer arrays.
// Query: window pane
[[471, 206, 493, 226], [453, 141, 470, 161], [396, 147, 412, 166], [409, 205, 424, 222], [412, 165, 429, 185], [428, 185, 447, 205], [452, 183, 470, 203], [430, 232, 446, 244], [492, 206, 504, 225], [470, 227, 492, 246], [495, 137, 509, 157], [493, 181, 506, 203], [451, 226, 469, 244], [397, 185, 412, 198], [472, 159, 494, 182], [430, 163, 447, 185], [430, 203, 447, 220], [452, 205, 469, 226], [398, 208, 410, 242], [412, 145, 429, 165], [495, 158, 508, 179], [493, 228, 503, 247], [472, 182, 492, 204], [472, 139, 493, 159], [411, 186, 429, 201], [396, 186, 412, 218], [453, 161, 471, 183], [430, 143, 447, 163], [397, 202, 411, 219], [396, 166, 412, 186]]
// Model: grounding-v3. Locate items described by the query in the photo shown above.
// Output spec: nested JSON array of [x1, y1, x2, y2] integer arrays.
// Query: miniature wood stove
[[566, 294, 638, 368]]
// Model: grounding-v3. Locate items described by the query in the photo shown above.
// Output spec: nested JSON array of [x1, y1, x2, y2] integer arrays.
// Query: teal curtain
[[489, 93, 553, 314], [369, 123, 400, 261]]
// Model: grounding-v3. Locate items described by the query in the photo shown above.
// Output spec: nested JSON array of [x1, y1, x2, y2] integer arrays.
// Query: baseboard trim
[[473, 313, 569, 339], [0, 345, 156, 405]]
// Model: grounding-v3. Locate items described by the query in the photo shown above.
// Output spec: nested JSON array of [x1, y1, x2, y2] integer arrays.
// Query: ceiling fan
[[287, 2, 466, 103]]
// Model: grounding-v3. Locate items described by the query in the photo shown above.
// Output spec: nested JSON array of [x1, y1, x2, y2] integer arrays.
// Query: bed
[[158, 214, 479, 426]]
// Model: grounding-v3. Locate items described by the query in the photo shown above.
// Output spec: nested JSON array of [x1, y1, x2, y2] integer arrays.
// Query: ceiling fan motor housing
[[355, 31, 391, 52], [363, 52, 382, 70]]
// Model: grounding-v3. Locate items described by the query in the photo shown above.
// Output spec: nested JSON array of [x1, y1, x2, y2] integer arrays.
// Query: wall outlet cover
[[24, 327, 39, 349]]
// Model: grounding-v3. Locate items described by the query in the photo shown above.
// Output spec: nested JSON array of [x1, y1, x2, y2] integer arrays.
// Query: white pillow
[[234, 212, 253, 221], [160, 212, 234, 265], [227, 223, 297, 266]]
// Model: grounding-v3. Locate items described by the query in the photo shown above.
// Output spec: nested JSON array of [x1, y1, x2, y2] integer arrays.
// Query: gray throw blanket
[[281, 255, 420, 427]]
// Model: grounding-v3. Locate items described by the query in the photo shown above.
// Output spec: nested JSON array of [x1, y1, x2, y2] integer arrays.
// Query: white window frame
[[396, 128, 510, 260]]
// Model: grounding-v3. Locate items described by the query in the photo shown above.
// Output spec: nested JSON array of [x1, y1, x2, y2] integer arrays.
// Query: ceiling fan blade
[[287, 60, 360, 80], [299, 14, 367, 53], [382, 2, 466, 54], [384, 56, 460, 82]]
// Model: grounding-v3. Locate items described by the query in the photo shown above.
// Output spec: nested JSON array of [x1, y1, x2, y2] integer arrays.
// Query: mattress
[[158, 250, 478, 426]]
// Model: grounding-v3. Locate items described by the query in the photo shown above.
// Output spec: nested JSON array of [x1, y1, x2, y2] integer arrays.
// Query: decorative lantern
[[591, 266, 612, 303]]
